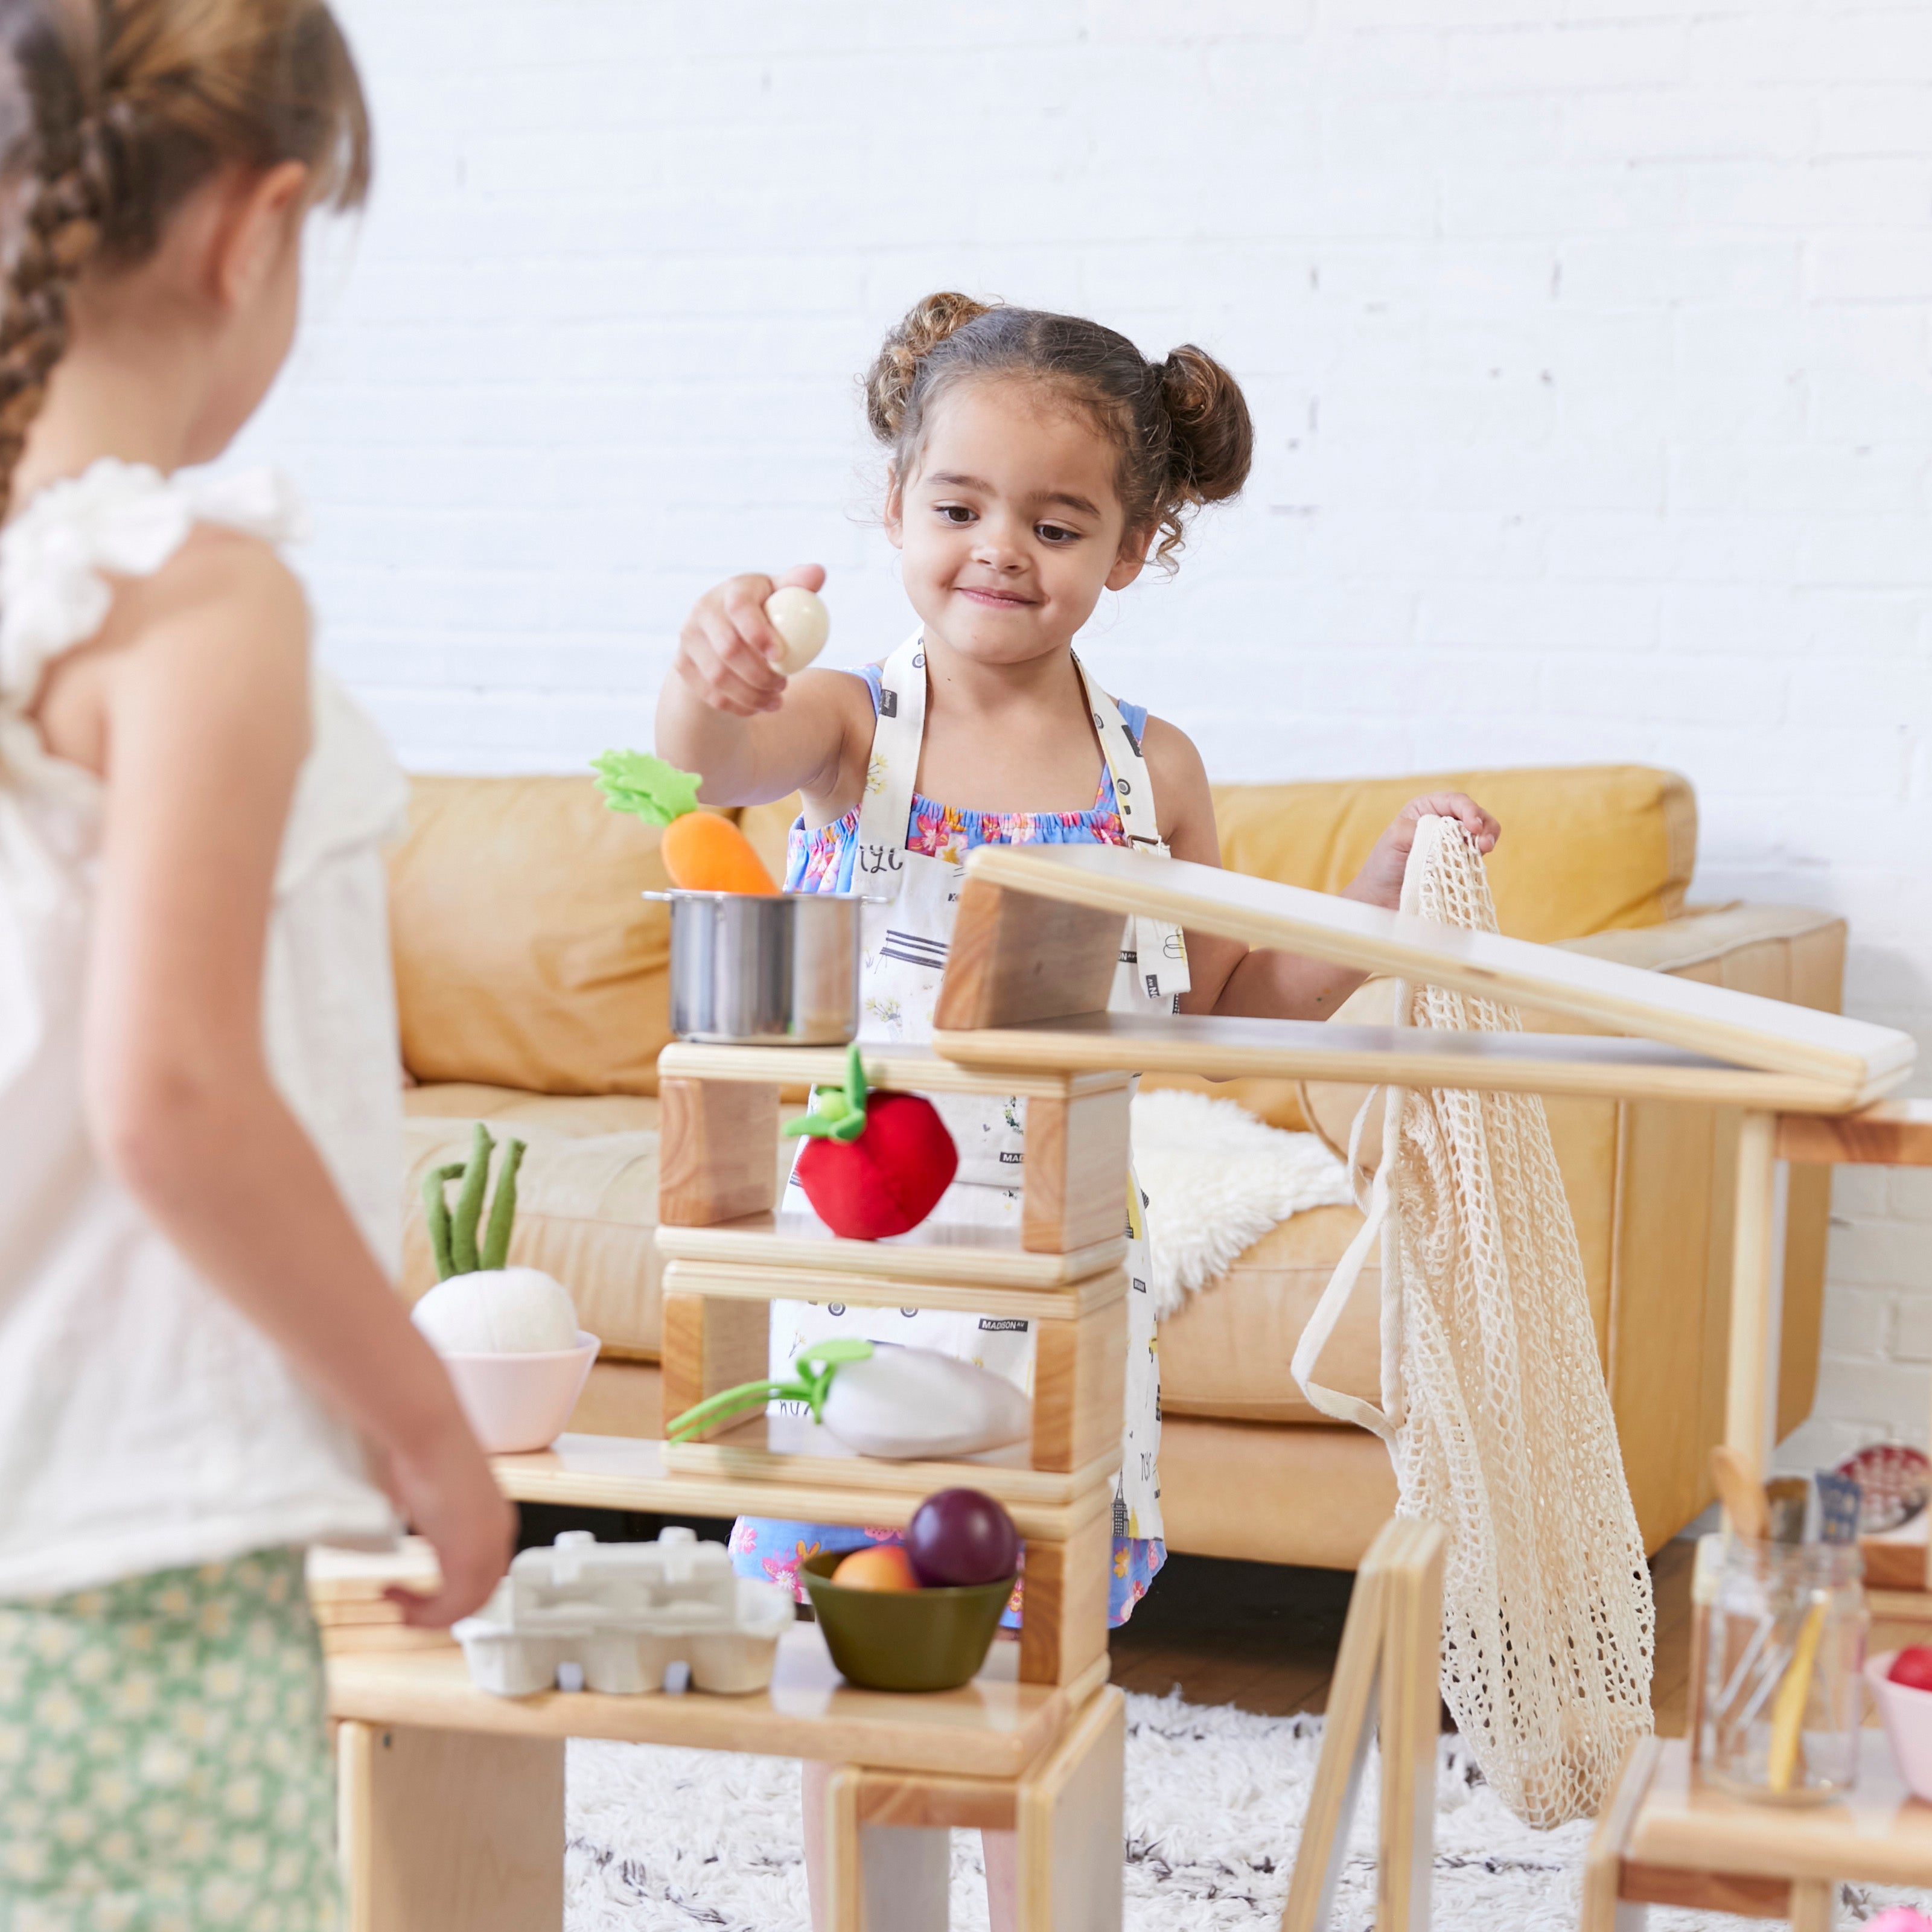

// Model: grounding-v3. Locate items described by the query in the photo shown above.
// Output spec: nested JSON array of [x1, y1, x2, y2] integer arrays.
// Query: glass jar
[[1698, 1533, 1867, 1803]]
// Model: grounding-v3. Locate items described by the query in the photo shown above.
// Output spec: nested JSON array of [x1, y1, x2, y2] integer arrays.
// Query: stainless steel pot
[[652, 890, 862, 1045]]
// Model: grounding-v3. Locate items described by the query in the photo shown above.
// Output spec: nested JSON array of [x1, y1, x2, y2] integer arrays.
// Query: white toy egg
[[820, 1347, 1030, 1461], [413, 1267, 579, 1355], [764, 586, 829, 675]]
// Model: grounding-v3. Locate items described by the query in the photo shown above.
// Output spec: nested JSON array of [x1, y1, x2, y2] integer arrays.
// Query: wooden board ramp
[[937, 845, 1914, 1104]]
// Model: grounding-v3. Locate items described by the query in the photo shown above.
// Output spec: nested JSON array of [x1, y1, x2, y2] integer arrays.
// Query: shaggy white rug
[[1131, 1089, 1355, 1317], [563, 1689, 1930, 1930]]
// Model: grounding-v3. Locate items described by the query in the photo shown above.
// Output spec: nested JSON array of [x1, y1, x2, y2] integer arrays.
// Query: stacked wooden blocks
[[653, 1039, 1133, 1692]]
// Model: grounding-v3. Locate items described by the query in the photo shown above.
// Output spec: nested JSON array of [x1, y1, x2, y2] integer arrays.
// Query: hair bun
[[1159, 343, 1254, 506], [864, 291, 996, 442]]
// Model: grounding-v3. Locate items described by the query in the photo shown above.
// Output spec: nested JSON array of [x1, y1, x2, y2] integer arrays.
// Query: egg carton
[[452, 1528, 794, 1697]]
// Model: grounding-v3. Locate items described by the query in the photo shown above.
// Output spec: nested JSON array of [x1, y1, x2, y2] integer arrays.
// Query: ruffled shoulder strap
[[0, 458, 305, 707]]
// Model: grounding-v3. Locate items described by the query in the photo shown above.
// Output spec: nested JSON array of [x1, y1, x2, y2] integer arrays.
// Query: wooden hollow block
[[934, 878, 1124, 1031], [338, 1720, 564, 1932], [1018, 1507, 1112, 1688], [1621, 1863, 1791, 1918], [1031, 1296, 1129, 1475], [1016, 1686, 1127, 1932], [658, 1077, 780, 1226], [659, 1292, 770, 1443], [1777, 1099, 1932, 1168], [1023, 1088, 1132, 1254], [853, 1768, 1017, 1834]]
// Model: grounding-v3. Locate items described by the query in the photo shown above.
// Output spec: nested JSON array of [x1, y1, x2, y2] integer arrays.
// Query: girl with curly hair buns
[[661, 291, 1497, 1927], [0, 4, 511, 1921]]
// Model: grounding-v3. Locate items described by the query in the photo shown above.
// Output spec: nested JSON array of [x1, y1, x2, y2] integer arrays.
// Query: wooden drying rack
[[329, 844, 1914, 1932]]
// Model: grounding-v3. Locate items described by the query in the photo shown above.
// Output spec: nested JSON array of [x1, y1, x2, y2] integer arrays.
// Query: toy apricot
[[832, 1546, 919, 1592]]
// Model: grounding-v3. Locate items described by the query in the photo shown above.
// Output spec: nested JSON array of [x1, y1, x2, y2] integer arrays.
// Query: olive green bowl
[[800, 1551, 1015, 1693]]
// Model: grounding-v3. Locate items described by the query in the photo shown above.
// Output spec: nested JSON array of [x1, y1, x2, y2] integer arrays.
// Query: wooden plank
[[1281, 1552, 1386, 1932], [662, 1257, 1125, 1324], [933, 879, 1124, 1030], [953, 846, 1916, 1092], [1015, 1685, 1126, 1932], [663, 1413, 1120, 1508], [659, 1039, 1129, 1102], [933, 1013, 1889, 1114], [1621, 1862, 1790, 1918], [658, 1077, 780, 1225], [338, 1720, 564, 1932], [1778, 1100, 1932, 1167], [1018, 1508, 1113, 1688], [655, 1211, 1125, 1289], [1790, 1879, 1837, 1932], [1030, 1295, 1129, 1476], [1724, 1113, 1779, 1473], [493, 1432, 1116, 1541], [1627, 1733, 1932, 1888], [660, 1292, 770, 1444], [1583, 1737, 1662, 1932], [1376, 1519, 1444, 1932], [1024, 1088, 1131, 1254], [328, 1622, 1071, 1781], [852, 1769, 1016, 1832]]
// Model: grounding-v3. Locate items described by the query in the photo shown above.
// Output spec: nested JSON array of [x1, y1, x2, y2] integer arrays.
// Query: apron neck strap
[[852, 631, 928, 885], [1072, 653, 1161, 849]]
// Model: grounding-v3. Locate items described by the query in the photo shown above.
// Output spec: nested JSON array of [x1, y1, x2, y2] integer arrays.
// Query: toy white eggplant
[[669, 1339, 1030, 1462]]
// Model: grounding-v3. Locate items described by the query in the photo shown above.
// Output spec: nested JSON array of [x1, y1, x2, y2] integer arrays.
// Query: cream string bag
[[1290, 815, 1654, 1828]]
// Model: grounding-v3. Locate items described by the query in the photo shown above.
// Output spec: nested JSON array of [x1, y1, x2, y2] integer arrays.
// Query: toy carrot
[[593, 748, 780, 894]]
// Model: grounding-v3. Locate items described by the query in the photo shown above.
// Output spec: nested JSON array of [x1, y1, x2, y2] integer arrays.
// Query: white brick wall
[[240, 0, 1931, 1468]]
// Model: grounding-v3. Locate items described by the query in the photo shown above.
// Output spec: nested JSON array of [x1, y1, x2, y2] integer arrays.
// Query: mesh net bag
[[1292, 814, 1654, 1827]]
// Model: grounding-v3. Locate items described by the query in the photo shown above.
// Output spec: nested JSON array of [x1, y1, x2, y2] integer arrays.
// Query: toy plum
[[907, 1489, 1020, 1588]]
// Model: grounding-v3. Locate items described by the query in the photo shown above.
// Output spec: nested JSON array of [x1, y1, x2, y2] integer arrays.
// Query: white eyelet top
[[0, 459, 403, 1598]]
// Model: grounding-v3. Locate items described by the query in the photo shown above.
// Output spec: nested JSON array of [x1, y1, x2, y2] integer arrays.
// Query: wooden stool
[[1584, 1730, 1932, 1932], [331, 1622, 1118, 1932]]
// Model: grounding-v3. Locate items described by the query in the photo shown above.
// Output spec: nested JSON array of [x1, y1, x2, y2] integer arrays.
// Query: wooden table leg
[[1724, 1110, 1782, 1481], [1582, 1736, 1660, 1932], [823, 1764, 951, 1932], [1015, 1685, 1126, 1932], [1788, 1878, 1836, 1932], [337, 1720, 564, 1932]]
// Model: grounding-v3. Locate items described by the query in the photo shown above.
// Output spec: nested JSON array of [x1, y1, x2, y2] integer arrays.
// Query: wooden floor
[[1108, 1538, 1697, 1736]]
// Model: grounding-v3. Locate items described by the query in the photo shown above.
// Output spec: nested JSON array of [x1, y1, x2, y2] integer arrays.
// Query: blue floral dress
[[727, 665, 1165, 1630]]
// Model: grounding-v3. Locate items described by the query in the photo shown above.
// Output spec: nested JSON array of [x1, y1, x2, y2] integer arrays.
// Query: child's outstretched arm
[[77, 531, 513, 1628], [657, 564, 876, 816], [1140, 719, 1499, 1021]]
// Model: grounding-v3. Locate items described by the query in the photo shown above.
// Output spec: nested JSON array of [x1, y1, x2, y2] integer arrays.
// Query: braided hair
[[0, 0, 371, 521], [864, 292, 1255, 570]]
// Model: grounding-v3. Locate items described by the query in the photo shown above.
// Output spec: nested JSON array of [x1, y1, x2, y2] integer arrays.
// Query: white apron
[[771, 635, 1187, 1540]]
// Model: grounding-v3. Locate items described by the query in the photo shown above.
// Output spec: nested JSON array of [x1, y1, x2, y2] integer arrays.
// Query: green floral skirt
[[0, 1548, 337, 1932]]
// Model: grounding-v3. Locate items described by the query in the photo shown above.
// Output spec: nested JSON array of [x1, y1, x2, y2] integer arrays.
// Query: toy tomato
[[783, 1046, 957, 1240], [1889, 1645, 1932, 1693]]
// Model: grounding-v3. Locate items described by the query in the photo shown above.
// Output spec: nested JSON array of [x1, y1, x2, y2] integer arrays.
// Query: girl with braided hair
[[661, 292, 1500, 1927], [0, 5, 511, 1922]]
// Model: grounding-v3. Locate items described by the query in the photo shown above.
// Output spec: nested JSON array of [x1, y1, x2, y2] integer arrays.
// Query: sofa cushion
[[1156, 1205, 1382, 1424], [1209, 764, 1694, 942]]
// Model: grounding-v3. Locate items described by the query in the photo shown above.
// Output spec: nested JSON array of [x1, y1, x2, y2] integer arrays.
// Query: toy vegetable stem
[[480, 1138, 527, 1272], [421, 1161, 465, 1282], [666, 1339, 875, 1442], [782, 1045, 870, 1144], [449, 1123, 496, 1276]]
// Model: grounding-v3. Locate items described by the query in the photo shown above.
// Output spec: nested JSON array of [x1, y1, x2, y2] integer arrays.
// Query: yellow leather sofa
[[392, 765, 1846, 1569]]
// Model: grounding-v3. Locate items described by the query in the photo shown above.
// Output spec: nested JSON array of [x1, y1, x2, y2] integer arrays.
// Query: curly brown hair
[[0, 0, 371, 520], [864, 292, 1254, 569]]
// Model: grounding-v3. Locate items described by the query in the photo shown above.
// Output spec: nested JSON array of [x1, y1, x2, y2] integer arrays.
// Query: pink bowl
[[438, 1330, 599, 1453], [1866, 1652, 1932, 1800]]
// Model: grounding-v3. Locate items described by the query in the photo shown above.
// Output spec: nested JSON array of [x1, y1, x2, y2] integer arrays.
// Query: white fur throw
[[1130, 1088, 1356, 1319]]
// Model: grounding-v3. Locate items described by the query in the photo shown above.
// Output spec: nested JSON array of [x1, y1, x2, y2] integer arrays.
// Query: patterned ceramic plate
[[1837, 1442, 1931, 1534]]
